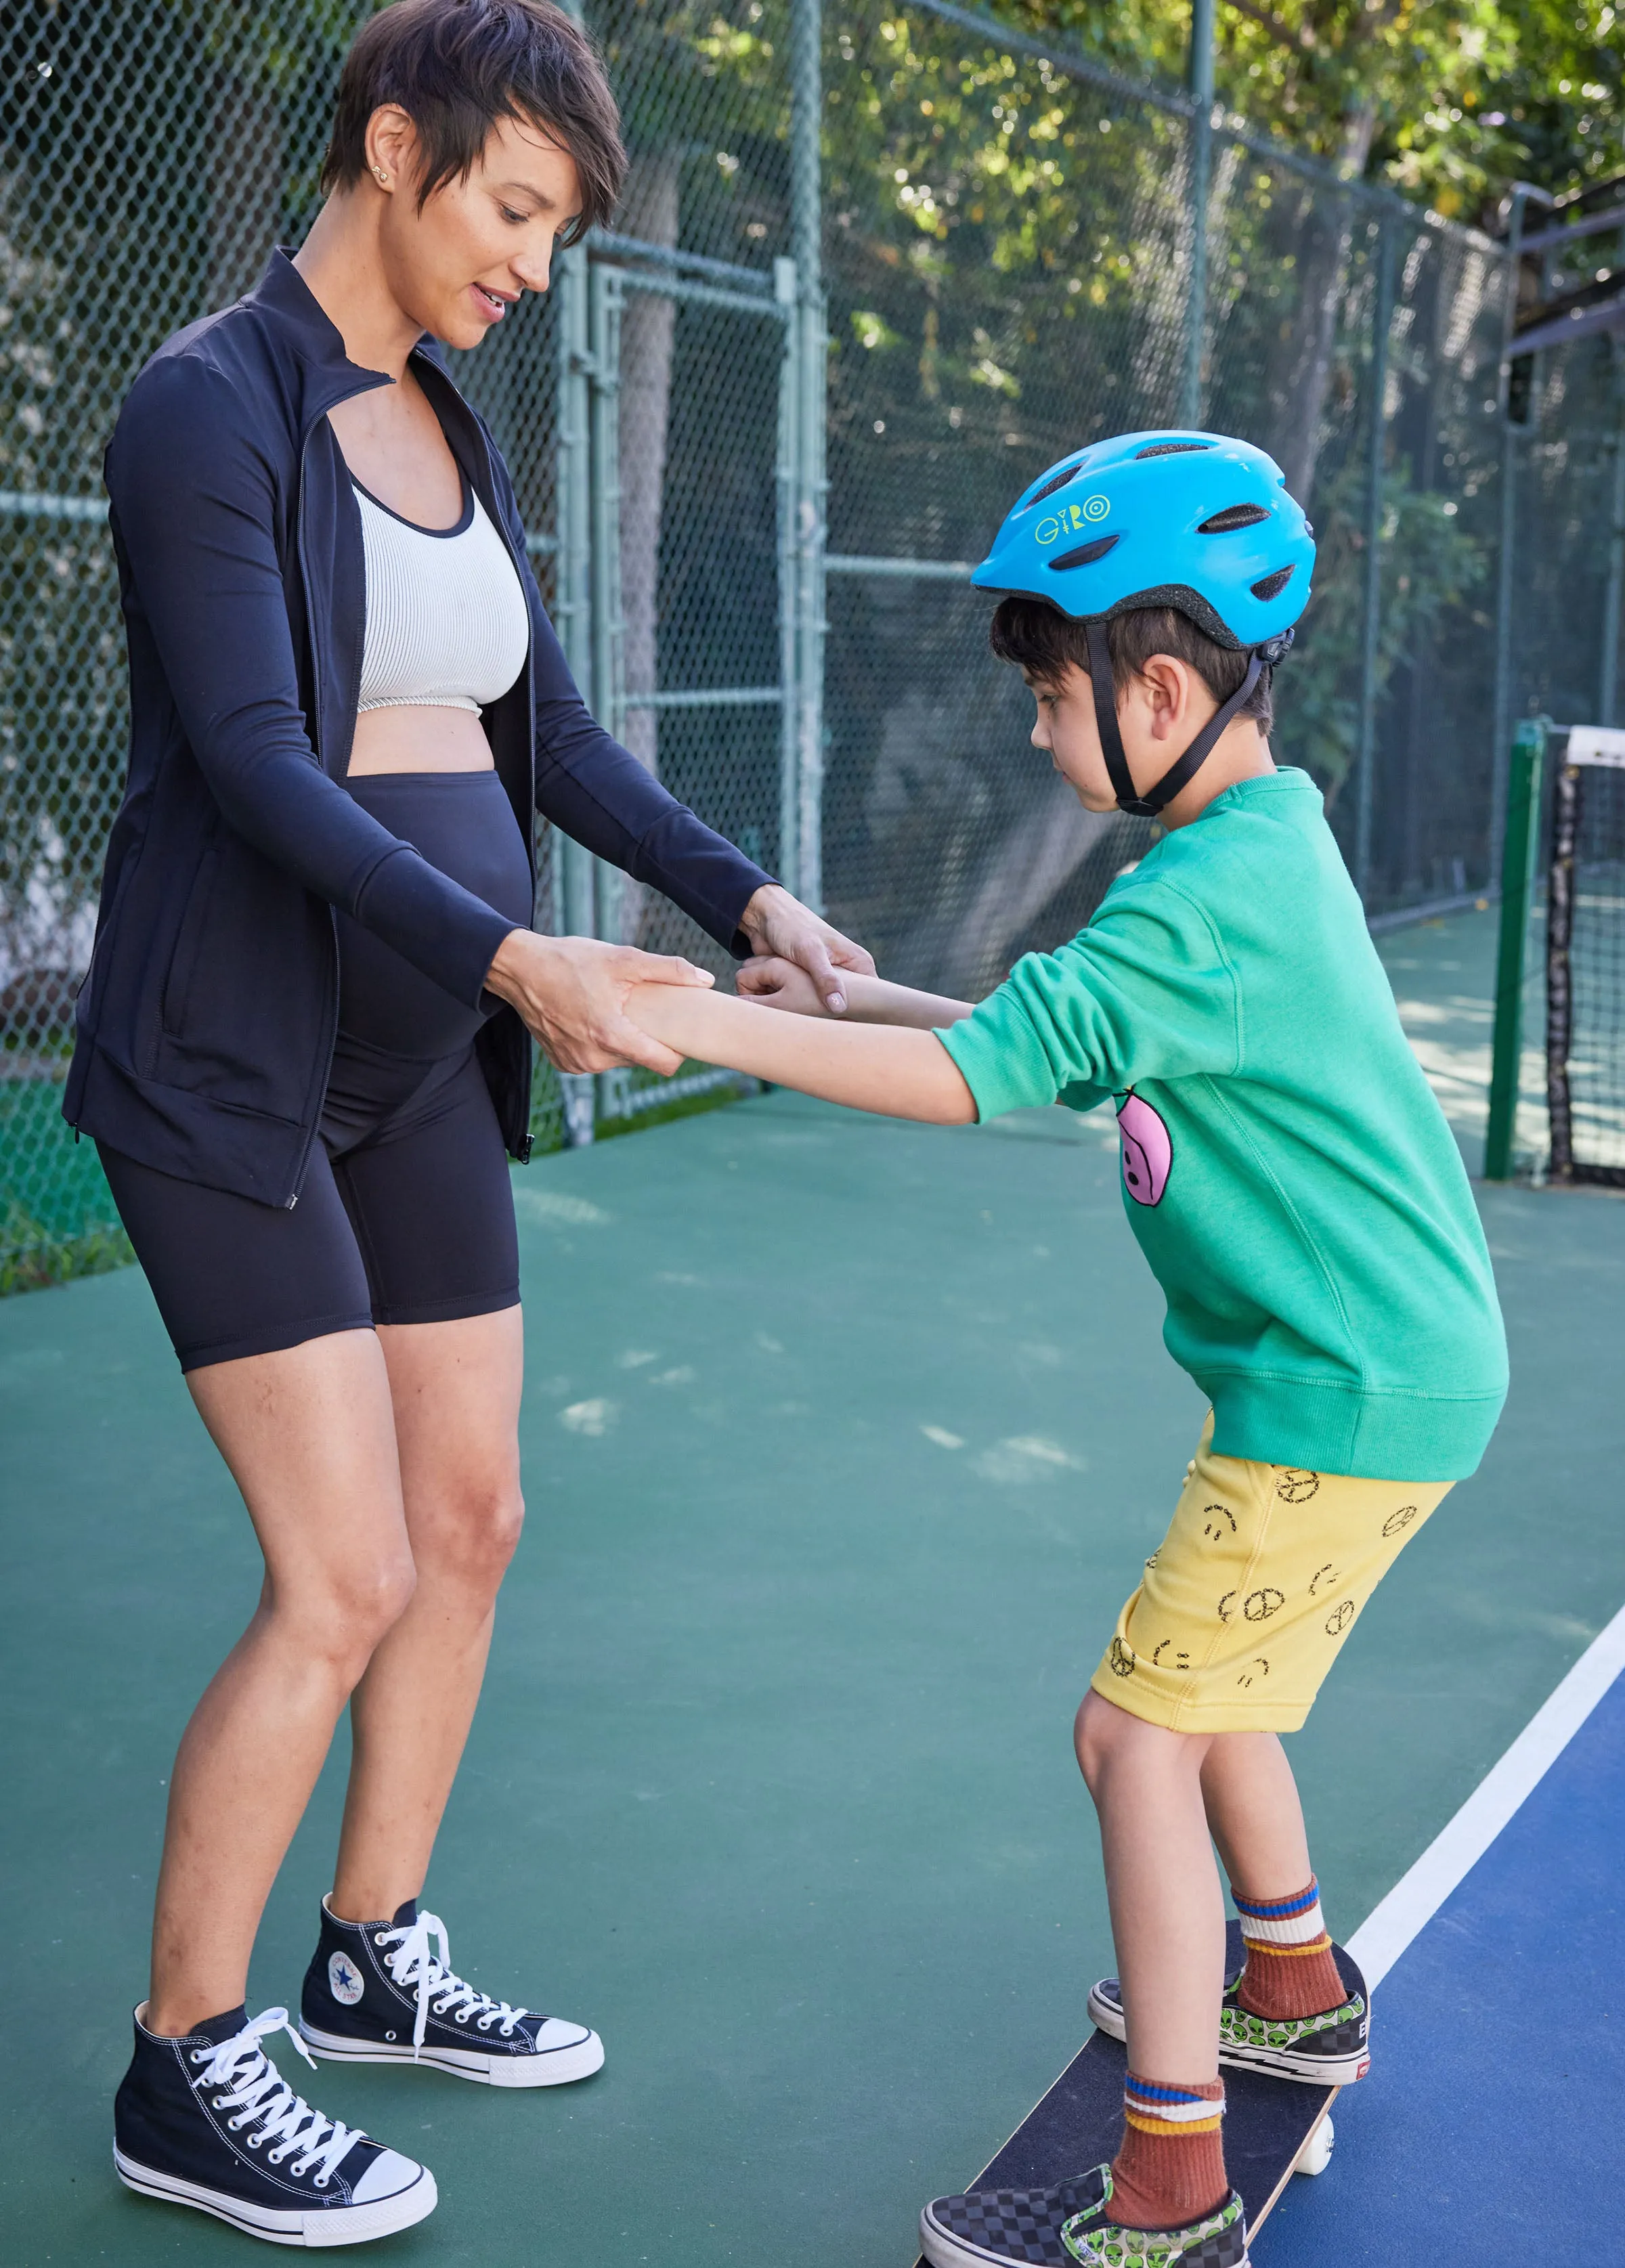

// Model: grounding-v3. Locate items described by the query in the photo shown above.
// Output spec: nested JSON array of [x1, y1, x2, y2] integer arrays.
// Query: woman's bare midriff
[[347, 704, 496, 777]]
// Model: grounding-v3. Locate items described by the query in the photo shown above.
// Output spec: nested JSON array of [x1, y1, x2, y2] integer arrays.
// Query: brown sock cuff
[[1110, 2075, 1228, 2231]]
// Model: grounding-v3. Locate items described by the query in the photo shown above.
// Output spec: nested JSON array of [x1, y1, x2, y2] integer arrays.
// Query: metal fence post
[[1488, 188, 1532, 886], [1601, 338, 1625, 728], [774, 255, 801, 888], [1484, 716, 1546, 1181], [791, 0, 827, 911], [1180, 0, 1214, 428], [589, 259, 626, 953], [1353, 215, 1395, 907], [555, 235, 598, 1145]]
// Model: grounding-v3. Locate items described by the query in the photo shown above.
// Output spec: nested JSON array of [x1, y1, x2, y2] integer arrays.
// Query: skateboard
[[915, 1925, 1362, 2264]]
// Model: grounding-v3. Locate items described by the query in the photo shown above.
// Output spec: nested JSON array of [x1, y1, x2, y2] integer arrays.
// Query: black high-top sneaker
[[300, 1897, 604, 2088], [114, 2001, 436, 2245]]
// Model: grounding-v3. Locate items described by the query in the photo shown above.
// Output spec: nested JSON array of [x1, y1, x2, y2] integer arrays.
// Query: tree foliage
[[1008, 0, 1623, 223]]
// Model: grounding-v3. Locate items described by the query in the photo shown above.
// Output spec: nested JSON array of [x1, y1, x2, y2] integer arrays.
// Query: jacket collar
[[247, 248, 395, 425], [246, 250, 491, 506]]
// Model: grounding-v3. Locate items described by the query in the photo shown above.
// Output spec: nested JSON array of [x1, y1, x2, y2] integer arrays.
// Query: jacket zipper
[[286, 380, 388, 1208]]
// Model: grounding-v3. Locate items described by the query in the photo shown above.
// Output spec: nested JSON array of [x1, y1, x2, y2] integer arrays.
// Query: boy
[[622, 431, 1507, 2267]]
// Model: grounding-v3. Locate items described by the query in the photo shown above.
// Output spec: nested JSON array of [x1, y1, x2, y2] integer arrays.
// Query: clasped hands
[[483, 881, 873, 1076]]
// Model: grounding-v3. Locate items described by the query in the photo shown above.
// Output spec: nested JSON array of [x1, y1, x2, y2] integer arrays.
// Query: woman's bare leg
[[330, 1306, 525, 1922], [146, 1330, 414, 2037]]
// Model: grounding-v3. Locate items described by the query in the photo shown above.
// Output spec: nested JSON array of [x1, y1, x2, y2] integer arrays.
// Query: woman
[[68, 0, 870, 2244]]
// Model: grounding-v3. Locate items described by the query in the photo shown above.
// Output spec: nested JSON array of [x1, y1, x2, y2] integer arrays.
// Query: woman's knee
[[416, 1479, 525, 1595], [273, 1550, 418, 1676]]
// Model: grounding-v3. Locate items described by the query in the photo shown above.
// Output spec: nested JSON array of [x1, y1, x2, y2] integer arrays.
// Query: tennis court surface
[[3, 907, 1622, 2267]]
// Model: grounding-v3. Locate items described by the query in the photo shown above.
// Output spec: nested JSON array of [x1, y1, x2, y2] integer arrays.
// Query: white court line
[[1347, 1599, 1625, 1989]]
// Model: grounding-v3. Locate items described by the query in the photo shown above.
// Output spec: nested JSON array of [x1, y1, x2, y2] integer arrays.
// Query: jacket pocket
[[159, 844, 221, 1039]]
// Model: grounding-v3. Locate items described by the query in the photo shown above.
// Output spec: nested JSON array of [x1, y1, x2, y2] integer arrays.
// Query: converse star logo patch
[[328, 1949, 364, 2006]]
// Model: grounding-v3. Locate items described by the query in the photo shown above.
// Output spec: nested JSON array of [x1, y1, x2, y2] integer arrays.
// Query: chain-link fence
[[5, 0, 1623, 1290]]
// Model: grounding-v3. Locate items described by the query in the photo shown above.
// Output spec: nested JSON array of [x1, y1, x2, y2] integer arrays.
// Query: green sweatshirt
[[937, 770, 1507, 1481]]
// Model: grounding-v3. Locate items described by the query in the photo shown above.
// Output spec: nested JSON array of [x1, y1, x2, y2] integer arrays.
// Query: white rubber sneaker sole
[[114, 2145, 437, 2247], [299, 2018, 605, 2089], [1086, 1980, 1370, 2087]]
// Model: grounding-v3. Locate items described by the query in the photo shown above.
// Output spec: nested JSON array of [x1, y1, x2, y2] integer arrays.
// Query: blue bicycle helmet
[[972, 430, 1316, 816]]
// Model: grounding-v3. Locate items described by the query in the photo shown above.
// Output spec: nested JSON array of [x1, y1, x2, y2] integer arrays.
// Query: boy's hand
[[734, 956, 829, 1016]]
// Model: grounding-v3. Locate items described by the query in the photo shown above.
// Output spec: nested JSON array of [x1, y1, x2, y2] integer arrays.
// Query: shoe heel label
[[328, 1950, 365, 2005]]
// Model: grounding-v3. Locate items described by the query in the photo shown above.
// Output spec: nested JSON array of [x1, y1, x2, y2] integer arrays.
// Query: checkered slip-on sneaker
[[1059, 2177, 1249, 2268], [1086, 1961, 1369, 2087], [920, 2165, 1113, 2268], [300, 1898, 603, 2089], [114, 2002, 436, 2246]]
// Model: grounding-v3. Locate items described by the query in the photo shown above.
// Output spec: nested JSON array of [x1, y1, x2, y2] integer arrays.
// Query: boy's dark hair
[[322, 0, 626, 242], [989, 596, 1274, 733]]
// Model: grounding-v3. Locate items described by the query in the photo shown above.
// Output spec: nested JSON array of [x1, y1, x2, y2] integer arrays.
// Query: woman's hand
[[733, 956, 829, 1016], [737, 884, 875, 1013], [484, 930, 714, 1076]]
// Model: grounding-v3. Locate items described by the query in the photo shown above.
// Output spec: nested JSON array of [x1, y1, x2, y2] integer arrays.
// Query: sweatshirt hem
[[1200, 1370, 1506, 1481]]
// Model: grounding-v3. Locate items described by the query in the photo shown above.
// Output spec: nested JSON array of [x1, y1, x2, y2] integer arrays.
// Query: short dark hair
[[988, 596, 1274, 731], [321, 0, 626, 242]]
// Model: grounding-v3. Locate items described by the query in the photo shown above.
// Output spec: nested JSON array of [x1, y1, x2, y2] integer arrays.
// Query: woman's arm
[[500, 488, 873, 1008], [110, 355, 513, 1009], [624, 981, 978, 1124]]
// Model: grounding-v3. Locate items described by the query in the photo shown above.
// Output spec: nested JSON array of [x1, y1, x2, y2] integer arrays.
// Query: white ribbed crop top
[[352, 477, 530, 716]]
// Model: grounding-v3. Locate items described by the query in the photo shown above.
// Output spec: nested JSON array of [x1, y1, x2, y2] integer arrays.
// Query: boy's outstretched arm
[[625, 969, 978, 1123], [735, 958, 974, 1030]]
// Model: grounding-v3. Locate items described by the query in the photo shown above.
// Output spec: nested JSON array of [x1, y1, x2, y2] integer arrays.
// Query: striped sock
[[1109, 2074, 1228, 2230], [1233, 1877, 1346, 2020]]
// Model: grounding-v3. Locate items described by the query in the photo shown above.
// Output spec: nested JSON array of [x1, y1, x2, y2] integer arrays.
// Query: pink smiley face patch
[[1117, 1091, 1171, 1206]]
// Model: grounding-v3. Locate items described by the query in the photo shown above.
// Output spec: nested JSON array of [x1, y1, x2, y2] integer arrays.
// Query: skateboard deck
[[915, 1925, 1362, 2263]]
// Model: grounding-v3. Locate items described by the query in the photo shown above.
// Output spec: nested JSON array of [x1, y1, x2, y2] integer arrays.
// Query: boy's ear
[[1135, 655, 1188, 737]]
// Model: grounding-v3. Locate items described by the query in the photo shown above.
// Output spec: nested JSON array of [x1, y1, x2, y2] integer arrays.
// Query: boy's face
[[1024, 661, 1121, 812], [1024, 652, 1253, 818]]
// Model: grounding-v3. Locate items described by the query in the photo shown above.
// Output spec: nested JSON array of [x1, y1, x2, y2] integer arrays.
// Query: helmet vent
[[1198, 503, 1272, 533], [1026, 464, 1082, 508], [1250, 566, 1295, 602], [1050, 533, 1121, 571], [1135, 441, 1213, 458]]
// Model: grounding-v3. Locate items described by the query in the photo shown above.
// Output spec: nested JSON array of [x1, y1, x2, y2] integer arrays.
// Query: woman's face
[[368, 106, 582, 349]]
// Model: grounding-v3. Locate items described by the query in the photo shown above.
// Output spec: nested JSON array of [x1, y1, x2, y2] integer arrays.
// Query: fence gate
[[549, 234, 819, 1143]]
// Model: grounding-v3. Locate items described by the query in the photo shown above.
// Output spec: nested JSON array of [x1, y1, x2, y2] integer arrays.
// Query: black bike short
[[100, 1049, 520, 1372], [100, 770, 529, 1373]]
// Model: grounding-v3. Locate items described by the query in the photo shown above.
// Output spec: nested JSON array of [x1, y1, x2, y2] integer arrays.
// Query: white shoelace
[[374, 1910, 528, 2055], [190, 2007, 360, 2186]]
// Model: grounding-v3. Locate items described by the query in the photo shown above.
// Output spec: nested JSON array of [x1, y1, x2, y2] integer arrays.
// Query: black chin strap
[[1085, 617, 1264, 819]]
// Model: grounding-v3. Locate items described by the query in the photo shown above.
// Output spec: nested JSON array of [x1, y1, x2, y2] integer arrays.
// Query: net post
[[1484, 716, 1546, 1180], [1544, 745, 1580, 1185]]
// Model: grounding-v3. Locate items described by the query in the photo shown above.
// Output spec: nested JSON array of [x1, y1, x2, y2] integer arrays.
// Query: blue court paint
[[1263, 1665, 1625, 2261]]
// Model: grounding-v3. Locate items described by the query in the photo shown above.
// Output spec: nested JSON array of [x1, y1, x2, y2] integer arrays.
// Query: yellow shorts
[[1089, 1414, 1453, 1733]]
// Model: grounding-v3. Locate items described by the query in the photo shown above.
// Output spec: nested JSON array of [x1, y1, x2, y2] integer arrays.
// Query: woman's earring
[[374, 166, 389, 183]]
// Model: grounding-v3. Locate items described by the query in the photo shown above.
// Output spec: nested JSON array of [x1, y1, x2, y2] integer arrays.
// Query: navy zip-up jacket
[[65, 250, 773, 1208]]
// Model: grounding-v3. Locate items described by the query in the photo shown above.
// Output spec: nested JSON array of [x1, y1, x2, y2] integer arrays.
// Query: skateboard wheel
[[1293, 2116, 1335, 2177]]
